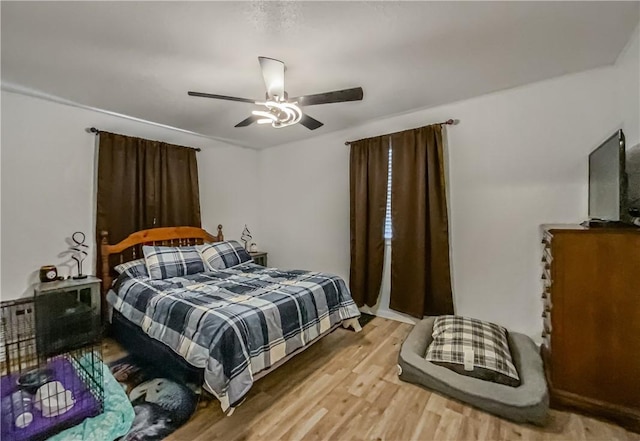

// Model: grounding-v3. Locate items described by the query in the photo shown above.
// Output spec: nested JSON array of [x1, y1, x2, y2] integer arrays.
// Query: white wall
[[259, 66, 622, 337], [2, 25, 636, 329], [616, 25, 639, 148], [0, 90, 259, 300]]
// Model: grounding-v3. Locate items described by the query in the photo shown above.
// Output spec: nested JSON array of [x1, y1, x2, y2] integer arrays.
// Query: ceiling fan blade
[[258, 56, 285, 100], [234, 115, 260, 127], [299, 113, 324, 130], [291, 87, 363, 106], [188, 91, 255, 104]]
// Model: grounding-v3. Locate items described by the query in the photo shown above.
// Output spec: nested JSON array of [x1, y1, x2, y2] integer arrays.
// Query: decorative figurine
[[70, 231, 88, 279], [241, 225, 252, 251], [250, 243, 258, 253]]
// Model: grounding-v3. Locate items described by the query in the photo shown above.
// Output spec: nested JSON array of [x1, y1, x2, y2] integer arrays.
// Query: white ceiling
[[2, 1, 638, 149]]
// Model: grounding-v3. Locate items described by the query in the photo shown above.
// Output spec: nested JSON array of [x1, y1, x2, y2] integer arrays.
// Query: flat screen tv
[[588, 129, 626, 222]]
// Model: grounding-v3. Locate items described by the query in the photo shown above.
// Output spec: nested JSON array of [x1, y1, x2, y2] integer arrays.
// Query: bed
[[99, 225, 361, 414]]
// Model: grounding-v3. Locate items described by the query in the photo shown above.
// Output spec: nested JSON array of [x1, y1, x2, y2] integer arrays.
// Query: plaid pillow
[[197, 241, 252, 270], [425, 315, 520, 387], [142, 245, 206, 280], [114, 258, 149, 279]]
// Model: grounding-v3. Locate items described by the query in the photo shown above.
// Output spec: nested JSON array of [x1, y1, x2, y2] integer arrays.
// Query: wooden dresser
[[540, 224, 640, 432]]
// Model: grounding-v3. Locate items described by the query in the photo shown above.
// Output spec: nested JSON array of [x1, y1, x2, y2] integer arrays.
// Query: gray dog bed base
[[398, 317, 549, 426]]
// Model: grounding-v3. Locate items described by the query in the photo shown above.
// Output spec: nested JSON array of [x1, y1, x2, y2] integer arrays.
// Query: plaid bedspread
[[107, 262, 360, 410]]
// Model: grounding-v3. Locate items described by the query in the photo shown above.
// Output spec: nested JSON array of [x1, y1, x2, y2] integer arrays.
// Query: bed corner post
[[217, 224, 224, 241]]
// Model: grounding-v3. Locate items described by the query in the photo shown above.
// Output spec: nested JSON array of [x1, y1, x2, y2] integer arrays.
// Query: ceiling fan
[[188, 57, 364, 130]]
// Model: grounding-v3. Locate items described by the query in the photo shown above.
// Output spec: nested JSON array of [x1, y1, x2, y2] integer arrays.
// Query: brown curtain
[[389, 125, 453, 317], [349, 136, 389, 307], [96, 131, 201, 249]]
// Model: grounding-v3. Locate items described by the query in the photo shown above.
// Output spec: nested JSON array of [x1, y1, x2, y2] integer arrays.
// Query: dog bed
[[398, 317, 549, 425]]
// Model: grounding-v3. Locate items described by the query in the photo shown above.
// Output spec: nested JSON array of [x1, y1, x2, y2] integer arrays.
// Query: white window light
[[384, 142, 393, 240]]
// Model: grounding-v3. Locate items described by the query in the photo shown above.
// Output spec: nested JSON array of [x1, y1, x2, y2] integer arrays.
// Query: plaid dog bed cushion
[[143, 245, 206, 280], [197, 240, 252, 270], [425, 315, 520, 387]]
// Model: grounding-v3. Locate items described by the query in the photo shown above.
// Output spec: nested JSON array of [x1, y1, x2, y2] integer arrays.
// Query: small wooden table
[[249, 252, 268, 267], [34, 276, 102, 355]]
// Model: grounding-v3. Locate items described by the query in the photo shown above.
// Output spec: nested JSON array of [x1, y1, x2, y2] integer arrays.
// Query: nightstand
[[34, 276, 102, 356], [249, 251, 268, 267]]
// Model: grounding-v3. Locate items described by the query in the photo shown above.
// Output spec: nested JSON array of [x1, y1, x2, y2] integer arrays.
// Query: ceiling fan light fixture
[[188, 57, 363, 131], [251, 109, 278, 121], [254, 100, 302, 128]]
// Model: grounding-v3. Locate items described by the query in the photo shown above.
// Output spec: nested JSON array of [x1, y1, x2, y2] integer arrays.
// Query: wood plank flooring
[[102, 317, 640, 441]]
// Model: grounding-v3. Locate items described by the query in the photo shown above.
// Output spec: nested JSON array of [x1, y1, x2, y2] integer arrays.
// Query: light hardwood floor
[[103, 317, 640, 441]]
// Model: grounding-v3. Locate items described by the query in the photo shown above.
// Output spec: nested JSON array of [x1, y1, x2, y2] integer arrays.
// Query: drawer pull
[[542, 270, 552, 286], [543, 317, 552, 333]]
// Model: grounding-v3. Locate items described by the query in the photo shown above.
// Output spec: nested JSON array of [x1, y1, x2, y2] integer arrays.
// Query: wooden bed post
[[100, 231, 112, 294], [217, 224, 224, 241], [100, 231, 112, 323]]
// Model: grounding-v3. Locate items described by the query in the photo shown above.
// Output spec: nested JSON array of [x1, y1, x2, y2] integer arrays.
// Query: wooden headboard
[[99, 224, 224, 303]]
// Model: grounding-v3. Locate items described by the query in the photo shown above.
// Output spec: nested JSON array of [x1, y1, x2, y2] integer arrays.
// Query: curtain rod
[[88, 127, 202, 152], [344, 119, 458, 146]]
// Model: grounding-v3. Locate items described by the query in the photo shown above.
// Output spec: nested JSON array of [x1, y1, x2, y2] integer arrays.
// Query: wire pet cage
[[1, 298, 104, 441]]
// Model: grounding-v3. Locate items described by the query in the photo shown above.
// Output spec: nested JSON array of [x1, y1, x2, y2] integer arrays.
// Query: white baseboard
[[359, 306, 417, 325]]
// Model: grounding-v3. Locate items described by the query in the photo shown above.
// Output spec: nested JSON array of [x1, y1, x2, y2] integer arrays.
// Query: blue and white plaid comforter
[[107, 262, 360, 410]]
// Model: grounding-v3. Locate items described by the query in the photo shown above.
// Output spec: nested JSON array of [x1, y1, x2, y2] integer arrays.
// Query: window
[[384, 143, 393, 239]]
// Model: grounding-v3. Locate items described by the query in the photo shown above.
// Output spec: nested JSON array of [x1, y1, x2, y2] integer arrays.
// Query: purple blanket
[[1, 357, 101, 441]]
